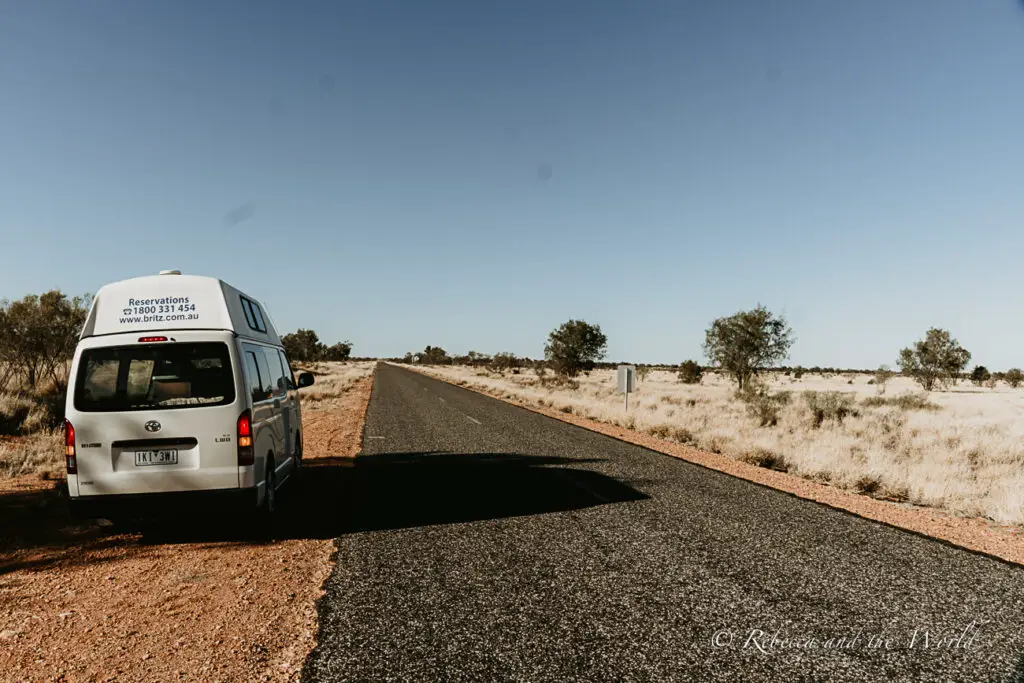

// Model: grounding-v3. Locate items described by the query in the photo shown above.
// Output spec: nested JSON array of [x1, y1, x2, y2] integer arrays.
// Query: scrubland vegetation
[[405, 308, 1024, 526], [295, 361, 377, 403], [417, 366, 1024, 525]]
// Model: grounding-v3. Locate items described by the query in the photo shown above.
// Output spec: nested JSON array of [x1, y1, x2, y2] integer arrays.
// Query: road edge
[[401, 364, 1024, 567]]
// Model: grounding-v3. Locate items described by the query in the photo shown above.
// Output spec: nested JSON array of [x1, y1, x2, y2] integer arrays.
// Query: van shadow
[[144, 451, 649, 544]]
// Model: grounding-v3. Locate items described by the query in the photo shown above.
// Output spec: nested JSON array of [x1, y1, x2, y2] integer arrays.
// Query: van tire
[[252, 457, 276, 538]]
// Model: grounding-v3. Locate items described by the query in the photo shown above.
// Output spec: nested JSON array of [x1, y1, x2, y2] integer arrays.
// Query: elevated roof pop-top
[[80, 271, 281, 344]]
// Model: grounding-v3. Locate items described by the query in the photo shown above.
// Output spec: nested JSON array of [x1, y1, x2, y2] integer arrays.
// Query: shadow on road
[[1, 451, 648, 569], [144, 451, 648, 544]]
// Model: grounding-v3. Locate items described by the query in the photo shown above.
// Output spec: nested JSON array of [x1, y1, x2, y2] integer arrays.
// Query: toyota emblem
[[144, 421, 162, 433]]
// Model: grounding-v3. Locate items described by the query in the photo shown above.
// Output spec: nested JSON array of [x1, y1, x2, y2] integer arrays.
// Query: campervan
[[64, 271, 312, 523]]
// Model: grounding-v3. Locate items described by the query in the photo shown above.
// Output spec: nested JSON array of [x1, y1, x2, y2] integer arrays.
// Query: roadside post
[[617, 365, 636, 410]]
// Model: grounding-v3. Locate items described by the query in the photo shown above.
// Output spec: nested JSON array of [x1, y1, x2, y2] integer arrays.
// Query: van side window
[[278, 350, 296, 390], [253, 350, 275, 400], [262, 347, 287, 398], [239, 296, 267, 334], [250, 304, 267, 333], [243, 350, 266, 403], [240, 298, 257, 329]]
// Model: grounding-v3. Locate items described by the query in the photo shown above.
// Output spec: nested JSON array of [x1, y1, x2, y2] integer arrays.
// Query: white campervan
[[64, 271, 313, 524]]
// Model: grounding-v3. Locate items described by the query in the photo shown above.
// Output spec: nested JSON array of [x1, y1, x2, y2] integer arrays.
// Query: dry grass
[[0, 432, 64, 479], [296, 361, 377, 403], [416, 366, 1024, 526]]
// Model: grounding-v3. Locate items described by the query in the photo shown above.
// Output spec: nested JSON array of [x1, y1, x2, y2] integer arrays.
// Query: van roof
[[80, 273, 281, 345]]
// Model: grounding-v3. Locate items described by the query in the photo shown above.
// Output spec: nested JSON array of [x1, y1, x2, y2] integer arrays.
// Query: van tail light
[[237, 410, 254, 466], [138, 336, 168, 343], [64, 419, 77, 474]]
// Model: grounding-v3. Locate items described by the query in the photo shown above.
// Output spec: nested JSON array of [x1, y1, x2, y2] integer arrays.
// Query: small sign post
[[617, 365, 636, 410]]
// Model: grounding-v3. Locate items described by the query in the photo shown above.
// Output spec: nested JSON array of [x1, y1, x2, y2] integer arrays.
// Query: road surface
[[301, 364, 1024, 682]]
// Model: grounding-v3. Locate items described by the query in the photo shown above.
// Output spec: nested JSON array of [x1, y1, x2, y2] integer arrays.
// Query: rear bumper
[[69, 486, 257, 519]]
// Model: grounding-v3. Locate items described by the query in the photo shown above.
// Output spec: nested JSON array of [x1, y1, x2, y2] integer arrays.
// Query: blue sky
[[2, 1, 1023, 368]]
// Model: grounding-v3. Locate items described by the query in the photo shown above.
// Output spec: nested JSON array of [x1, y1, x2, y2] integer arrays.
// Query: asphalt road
[[302, 364, 1024, 682]]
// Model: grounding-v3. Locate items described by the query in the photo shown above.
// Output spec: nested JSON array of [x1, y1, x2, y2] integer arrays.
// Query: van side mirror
[[297, 372, 315, 389]]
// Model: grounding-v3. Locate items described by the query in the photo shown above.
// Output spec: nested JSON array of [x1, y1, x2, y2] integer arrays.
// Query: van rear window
[[74, 342, 235, 412]]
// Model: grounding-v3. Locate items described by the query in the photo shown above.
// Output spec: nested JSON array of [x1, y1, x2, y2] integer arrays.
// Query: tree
[[416, 346, 451, 364], [0, 291, 90, 390], [636, 365, 651, 383], [703, 305, 794, 390], [897, 328, 971, 391], [490, 352, 521, 374], [678, 360, 703, 384], [281, 329, 326, 362], [1004, 368, 1023, 389], [970, 365, 991, 387], [544, 320, 607, 377], [323, 341, 353, 362], [873, 365, 893, 394]]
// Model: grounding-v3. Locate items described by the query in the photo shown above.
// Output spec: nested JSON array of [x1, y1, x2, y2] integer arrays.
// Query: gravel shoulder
[[411, 366, 1024, 567], [0, 373, 374, 683]]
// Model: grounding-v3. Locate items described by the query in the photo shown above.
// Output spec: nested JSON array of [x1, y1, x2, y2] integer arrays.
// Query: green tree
[[677, 360, 703, 384], [490, 352, 521, 374], [416, 346, 451, 364], [970, 365, 991, 387], [1004, 368, 1023, 389], [0, 291, 90, 389], [281, 329, 326, 362], [897, 328, 971, 391], [703, 305, 794, 390], [323, 341, 353, 362], [544, 320, 607, 377]]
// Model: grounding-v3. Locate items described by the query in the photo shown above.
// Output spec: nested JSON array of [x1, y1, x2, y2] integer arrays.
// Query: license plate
[[135, 449, 178, 466]]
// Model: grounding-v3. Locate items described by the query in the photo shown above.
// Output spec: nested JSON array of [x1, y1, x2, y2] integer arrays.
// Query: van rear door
[[69, 338, 241, 495]]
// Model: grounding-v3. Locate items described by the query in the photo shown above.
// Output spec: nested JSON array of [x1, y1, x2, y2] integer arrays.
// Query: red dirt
[[0, 374, 374, 683]]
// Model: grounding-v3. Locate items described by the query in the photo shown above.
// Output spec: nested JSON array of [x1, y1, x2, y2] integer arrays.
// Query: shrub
[[670, 427, 694, 444], [861, 393, 939, 411], [738, 382, 791, 427], [0, 396, 32, 436], [854, 475, 882, 495], [490, 352, 521, 375], [739, 448, 788, 472], [792, 366, 805, 379], [703, 305, 794, 390], [646, 424, 671, 439], [679, 358, 704, 385], [545, 320, 607, 377], [897, 328, 971, 391], [804, 391, 858, 428], [678, 360, 703, 384], [970, 365, 991, 387]]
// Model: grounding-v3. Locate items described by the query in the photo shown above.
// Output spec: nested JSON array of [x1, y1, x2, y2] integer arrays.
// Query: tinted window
[[278, 350, 295, 390], [253, 348, 275, 399], [262, 347, 287, 398], [240, 297, 257, 329], [243, 350, 266, 403], [250, 302, 267, 333], [74, 343, 234, 412]]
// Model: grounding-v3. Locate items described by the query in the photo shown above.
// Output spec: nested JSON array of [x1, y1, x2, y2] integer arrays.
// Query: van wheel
[[252, 459, 276, 538], [262, 461, 277, 516]]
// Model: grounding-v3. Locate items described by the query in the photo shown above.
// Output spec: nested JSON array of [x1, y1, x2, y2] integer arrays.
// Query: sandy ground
[[412, 366, 1024, 567], [0, 372, 374, 683]]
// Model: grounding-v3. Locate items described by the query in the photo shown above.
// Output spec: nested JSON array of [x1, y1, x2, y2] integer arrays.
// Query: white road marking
[[465, 415, 482, 425], [439, 397, 446, 403], [368, 436, 386, 440]]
